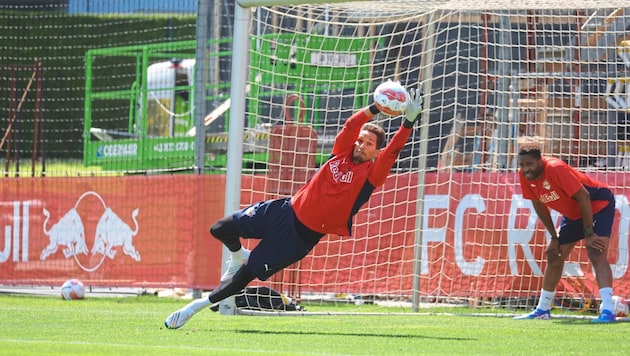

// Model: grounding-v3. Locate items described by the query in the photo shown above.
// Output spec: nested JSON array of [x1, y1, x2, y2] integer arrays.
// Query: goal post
[[218, 3, 251, 315], [224, 1, 630, 314]]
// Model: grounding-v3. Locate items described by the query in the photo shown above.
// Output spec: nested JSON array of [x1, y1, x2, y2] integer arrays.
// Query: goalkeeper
[[165, 83, 423, 329]]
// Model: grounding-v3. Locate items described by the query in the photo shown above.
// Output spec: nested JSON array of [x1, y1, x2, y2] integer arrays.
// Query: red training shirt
[[291, 109, 412, 236], [519, 156, 609, 220]]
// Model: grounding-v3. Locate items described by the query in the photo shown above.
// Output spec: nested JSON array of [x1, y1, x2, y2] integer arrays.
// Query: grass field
[[1, 294, 629, 355]]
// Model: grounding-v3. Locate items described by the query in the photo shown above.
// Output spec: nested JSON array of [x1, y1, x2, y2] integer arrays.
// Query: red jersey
[[291, 109, 412, 235], [519, 156, 609, 220]]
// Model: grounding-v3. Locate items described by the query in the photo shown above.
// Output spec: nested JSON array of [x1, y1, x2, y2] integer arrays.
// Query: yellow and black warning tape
[[205, 131, 270, 144]]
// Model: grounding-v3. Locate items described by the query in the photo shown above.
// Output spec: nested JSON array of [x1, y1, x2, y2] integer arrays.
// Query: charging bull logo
[[40, 208, 88, 260], [39, 191, 140, 272], [92, 207, 140, 261]]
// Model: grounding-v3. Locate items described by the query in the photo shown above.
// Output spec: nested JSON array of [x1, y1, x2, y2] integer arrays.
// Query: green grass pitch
[[1, 294, 629, 355]]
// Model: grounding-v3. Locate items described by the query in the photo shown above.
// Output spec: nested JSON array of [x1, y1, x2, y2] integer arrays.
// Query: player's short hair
[[362, 123, 386, 149], [518, 141, 542, 160]]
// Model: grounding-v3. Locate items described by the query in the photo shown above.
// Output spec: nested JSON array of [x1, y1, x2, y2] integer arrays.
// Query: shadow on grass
[[553, 318, 629, 325], [237, 329, 475, 340]]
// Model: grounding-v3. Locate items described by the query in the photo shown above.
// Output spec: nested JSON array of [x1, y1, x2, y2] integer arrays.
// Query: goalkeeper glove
[[403, 87, 423, 128]]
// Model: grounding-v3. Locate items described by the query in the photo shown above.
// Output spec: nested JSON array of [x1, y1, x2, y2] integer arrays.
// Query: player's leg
[[240, 199, 319, 282], [587, 195, 616, 323], [164, 294, 211, 329], [514, 241, 577, 320], [590, 250, 613, 290], [164, 265, 256, 329], [542, 240, 577, 291], [219, 198, 301, 281], [211, 214, 251, 282], [589, 244, 615, 323], [165, 198, 308, 329], [209, 264, 256, 303], [515, 218, 579, 320], [211, 215, 242, 251], [164, 207, 261, 329]]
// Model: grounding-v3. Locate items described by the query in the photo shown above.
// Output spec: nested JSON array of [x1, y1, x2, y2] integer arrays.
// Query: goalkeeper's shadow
[[236, 329, 475, 341], [553, 317, 630, 325]]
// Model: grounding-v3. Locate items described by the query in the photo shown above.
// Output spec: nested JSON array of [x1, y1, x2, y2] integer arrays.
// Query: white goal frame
[[220, 0, 433, 315], [219, 0, 630, 315]]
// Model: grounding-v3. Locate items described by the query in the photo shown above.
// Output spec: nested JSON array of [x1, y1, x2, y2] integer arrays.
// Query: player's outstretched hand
[[404, 87, 424, 126]]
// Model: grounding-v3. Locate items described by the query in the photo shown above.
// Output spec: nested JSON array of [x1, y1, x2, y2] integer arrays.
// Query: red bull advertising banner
[[0, 176, 226, 288], [0, 172, 629, 299], [302, 172, 630, 299]]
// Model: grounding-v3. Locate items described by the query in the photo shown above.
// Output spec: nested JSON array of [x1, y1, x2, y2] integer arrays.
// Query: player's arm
[[369, 125, 412, 186], [334, 81, 417, 156], [531, 200, 558, 239], [369, 88, 423, 186], [531, 199, 561, 257], [573, 187, 594, 234]]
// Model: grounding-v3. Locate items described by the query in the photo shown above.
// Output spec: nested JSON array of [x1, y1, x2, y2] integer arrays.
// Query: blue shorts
[[558, 188, 615, 244], [232, 198, 318, 281]]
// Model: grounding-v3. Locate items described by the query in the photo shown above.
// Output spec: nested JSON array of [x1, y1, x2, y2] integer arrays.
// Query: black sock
[[209, 265, 255, 304]]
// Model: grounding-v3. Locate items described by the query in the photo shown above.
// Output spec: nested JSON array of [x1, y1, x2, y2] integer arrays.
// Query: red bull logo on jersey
[[539, 191, 560, 204], [39, 191, 141, 272], [329, 159, 353, 184]]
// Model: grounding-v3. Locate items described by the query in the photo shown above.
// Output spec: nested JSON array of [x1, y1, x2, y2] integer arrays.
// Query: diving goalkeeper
[[165, 82, 424, 329]]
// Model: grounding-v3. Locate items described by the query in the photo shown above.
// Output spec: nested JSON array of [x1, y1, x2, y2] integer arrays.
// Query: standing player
[[514, 140, 617, 323], [165, 82, 424, 329]]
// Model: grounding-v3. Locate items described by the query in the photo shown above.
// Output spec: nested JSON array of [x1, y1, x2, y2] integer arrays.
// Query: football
[[61, 278, 85, 300], [599, 295, 629, 317], [373, 80, 409, 116]]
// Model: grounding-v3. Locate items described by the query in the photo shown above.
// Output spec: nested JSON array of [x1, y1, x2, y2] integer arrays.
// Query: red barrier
[[305, 172, 630, 299], [1, 172, 629, 300], [0, 175, 226, 289]]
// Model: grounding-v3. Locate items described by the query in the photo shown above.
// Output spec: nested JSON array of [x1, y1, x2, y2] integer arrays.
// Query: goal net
[[235, 1, 630, 313], [1, 1, 629, 315]]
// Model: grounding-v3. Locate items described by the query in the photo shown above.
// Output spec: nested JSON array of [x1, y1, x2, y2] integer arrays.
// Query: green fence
[[83, 33, 379, 172]]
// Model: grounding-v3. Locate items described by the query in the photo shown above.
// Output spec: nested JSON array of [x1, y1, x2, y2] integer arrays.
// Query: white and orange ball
[[61, 278, 85, 300], [373, 80, 409, 116], [599, 295, 629, 317]]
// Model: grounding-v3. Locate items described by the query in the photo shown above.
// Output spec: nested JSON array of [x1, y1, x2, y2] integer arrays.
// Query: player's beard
[[523, 165, 543, 180], [352, 149, 367, 163]]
